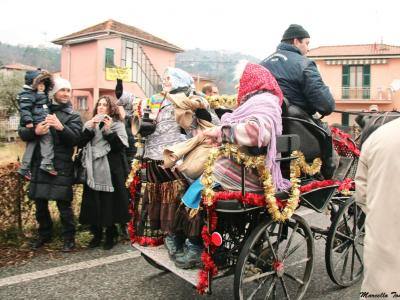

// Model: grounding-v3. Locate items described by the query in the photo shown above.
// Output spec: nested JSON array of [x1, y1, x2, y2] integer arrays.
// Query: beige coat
[[355, 117, 400, 295]]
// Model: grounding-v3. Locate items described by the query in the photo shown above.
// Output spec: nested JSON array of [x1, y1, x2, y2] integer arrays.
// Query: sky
[[1, 0, 399, 59]]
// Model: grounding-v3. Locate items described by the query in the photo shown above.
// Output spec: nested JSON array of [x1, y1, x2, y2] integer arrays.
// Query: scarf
[[222, 63, 290, 191], [163, 67, 195, 92], [82, 120, 128, 192], [237, 63, 283, 106]]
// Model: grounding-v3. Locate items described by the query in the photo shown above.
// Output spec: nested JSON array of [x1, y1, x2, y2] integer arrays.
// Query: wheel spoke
[[332, 239, 351, 252], [284, 237, 308, 260], [243, 270, 276, 283], [282, 223, 299, 259], [340, 246, 350, 279], [280, 277, 291, 300], [333, 243, 352, 270], [249, 250, 269, 266], [335, 231, 354, 241], [275, 222, 284, 258], [342, 213, 352, 236], [354, 246, 364, 269], [284, 272, 305, 285], [355, 223, 365, 240], [265, 230, 279, 261], [285, 257, 311, 268], [247, 275, 271, 300], [264, 276, 278, 300]]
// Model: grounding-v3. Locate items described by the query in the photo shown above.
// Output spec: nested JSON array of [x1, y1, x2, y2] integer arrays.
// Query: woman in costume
[[166, 63, 291, 269], [131, 67, 218, 245]]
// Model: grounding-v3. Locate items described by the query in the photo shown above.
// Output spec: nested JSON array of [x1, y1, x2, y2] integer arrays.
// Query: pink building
[[308, 44, 400, 125], [52, 19, 183, 118]]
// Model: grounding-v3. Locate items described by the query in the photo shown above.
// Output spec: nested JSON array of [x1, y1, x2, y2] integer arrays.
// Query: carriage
[[127, 106, 366, 300]]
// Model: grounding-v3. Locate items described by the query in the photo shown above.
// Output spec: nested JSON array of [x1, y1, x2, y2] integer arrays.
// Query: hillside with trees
[[0, 42, 260, 93], [0, 42, 60, 72], [176, 48, 260, 94]]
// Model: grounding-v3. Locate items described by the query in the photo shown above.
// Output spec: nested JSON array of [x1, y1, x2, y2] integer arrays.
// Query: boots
[[103, 225, 117, 250], [174, 239, 203, 269], [31, 236, 51, 250], [62, 238, 75, 252], [88, 225, 103, 248], [164, 234, 184, 259]]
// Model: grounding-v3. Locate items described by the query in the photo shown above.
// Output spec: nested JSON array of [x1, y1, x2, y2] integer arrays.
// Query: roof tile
[[52, 19, 183, 52], [308, 44, 400, 57]]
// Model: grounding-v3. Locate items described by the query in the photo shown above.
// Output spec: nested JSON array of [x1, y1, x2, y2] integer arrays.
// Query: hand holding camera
[[98, 114, 112, 131]]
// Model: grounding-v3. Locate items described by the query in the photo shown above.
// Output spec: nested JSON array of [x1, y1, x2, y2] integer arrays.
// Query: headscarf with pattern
[[237, 63, 283, 106]]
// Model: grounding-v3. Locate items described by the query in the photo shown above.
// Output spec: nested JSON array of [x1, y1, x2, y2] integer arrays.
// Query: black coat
[[17, 87, 50, 125], [260, 43, 335, 116], [18, 102, 83, 201], [78, 127, 130, 227]]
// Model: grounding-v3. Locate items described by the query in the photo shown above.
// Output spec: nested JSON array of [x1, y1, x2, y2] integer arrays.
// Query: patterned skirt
[[133, 159, 187, 244]]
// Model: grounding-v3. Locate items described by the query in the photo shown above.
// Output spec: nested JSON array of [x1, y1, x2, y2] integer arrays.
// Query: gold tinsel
[[201, 145, 320, 222], [125, 159, 141, 187], [291, 150, 322, 177], [205, 95, 238, 109]]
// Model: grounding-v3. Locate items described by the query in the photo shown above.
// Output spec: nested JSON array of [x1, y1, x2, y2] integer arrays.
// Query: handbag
[[73, 148, 86, 184]]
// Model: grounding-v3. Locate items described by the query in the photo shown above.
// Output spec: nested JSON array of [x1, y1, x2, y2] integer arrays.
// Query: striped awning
[[326, 59, 387, 65]]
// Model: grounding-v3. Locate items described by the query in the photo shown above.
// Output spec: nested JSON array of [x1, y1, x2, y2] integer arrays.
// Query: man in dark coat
[[260, 24, 335, 116], [261, 25, 337, 179], [18, 77, 82, 252]]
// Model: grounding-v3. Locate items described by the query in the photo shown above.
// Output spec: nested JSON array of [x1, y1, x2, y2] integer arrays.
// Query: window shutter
[[105, 48, 114, 67], [362, 65, 370, 99], [342, 65, 350, 99], [341, 112, 349, 126]]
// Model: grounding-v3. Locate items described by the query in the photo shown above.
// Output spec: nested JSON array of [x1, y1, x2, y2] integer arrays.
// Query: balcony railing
[[342, 87, 370, 100]]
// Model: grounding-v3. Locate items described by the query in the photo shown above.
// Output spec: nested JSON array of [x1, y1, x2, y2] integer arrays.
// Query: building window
[[342, 65, 370, 99], [77, 96, 88, 110], [105, 48, 115, 67], [121, 39, 161, 97]]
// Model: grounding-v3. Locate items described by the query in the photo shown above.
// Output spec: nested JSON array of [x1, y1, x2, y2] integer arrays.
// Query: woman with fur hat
[[17, 70, 57, 179]]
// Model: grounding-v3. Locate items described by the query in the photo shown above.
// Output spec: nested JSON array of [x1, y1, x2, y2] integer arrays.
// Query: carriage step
[[133, 244, 199, 286]]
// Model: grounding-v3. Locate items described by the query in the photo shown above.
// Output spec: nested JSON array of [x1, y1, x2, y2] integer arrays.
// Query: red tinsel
[[331, 127, 360, 157], [197, 207, 219, 294], [136, 236, 164, 246], [127, 171, 164, 247], [195, 176, 355, 293]]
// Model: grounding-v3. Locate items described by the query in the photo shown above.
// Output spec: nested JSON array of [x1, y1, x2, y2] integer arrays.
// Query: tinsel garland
[[331, 127, 360, 157], [205, 95, 238, 109], [197, 208, 218, 294], [200, 144, 310, 222], [126, 159, 164, 247], [291, 150, 322, 177]]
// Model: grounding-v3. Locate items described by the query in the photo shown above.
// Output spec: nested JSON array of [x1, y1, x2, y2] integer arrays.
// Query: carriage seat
[[282, 98, 336, 179], [215, 134, 298, 213]]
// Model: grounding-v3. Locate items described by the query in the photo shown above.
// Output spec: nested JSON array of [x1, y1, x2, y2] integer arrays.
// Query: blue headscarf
[[163, 67, 195, 92]]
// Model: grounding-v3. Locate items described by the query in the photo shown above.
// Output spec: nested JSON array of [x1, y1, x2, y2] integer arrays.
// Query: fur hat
[[32, 71, 54, 93], [24, 70, 41, 86], [52, 77, 72, 95], [281, 24, 310, 41]]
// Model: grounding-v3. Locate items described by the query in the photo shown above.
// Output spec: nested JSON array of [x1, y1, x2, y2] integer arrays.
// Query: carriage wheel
[[234, 214, 314, 300], [141, 253, 170, 272], [325, 197, 365, 286]]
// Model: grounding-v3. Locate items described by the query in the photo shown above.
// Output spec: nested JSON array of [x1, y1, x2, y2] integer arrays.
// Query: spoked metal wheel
[[234, 214, 314, 300], [325, 197, 365, 286]]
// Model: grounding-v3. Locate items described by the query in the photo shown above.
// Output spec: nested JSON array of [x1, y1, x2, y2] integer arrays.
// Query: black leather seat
[[281, 98, 336, 179]]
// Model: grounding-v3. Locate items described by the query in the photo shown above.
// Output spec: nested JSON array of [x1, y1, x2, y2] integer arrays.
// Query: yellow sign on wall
[[105, 67, 132, 82]]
